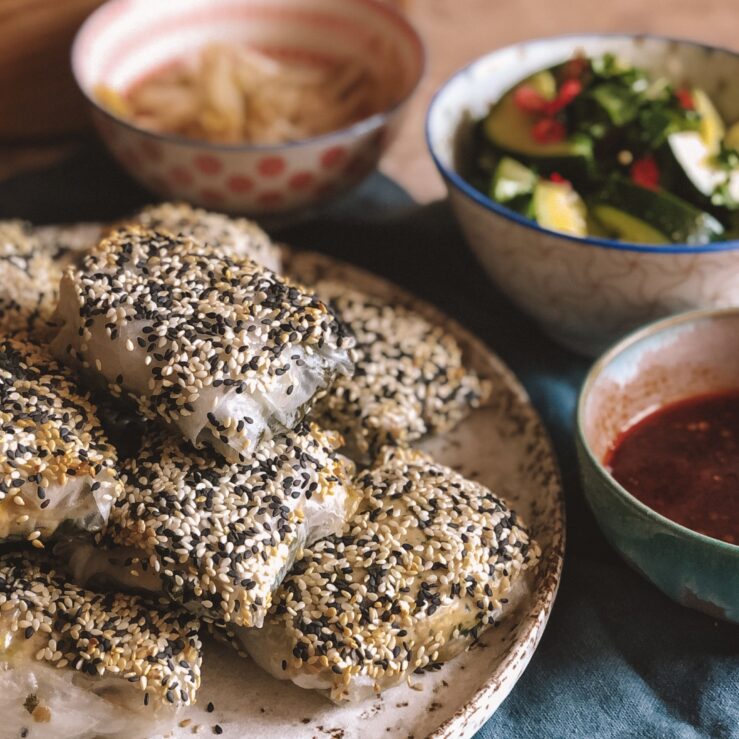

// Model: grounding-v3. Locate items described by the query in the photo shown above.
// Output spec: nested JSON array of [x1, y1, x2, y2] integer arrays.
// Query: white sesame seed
[[235, 446, 539, 698]]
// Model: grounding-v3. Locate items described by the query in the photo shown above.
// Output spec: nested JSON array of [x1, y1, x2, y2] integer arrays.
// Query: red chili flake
[[549, 172, 571, 186], [513, 84, 549, 114], [544, 78, 583, 115], [558, 78, 583, 107], [532, 118, 567, 144], [630, 155, 661, 190], [675, 88, 695, 110]]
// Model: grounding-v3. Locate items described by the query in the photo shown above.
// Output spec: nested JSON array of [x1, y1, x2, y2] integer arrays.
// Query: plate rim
[[284, 248, 566, 738]]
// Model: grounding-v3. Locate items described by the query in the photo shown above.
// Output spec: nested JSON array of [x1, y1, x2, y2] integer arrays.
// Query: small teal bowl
[[576, 307, 739, 622]]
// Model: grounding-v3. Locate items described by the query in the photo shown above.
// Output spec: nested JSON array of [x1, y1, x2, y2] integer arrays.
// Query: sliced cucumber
[[483, 77, 593, 180], [666, 130, 739, 204], [532, 180, 588, 237], [592, 177, 724, 244], [490, 157, 538, 203], [591, 205, 668, 244], [666, 132, 711, 197], [586, 212, 614, 239], [666, 89, 738, 206]]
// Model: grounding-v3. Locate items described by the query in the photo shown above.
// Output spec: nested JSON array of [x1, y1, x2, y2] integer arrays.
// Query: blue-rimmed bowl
[[426, 34, 739, 356], [576, 307, 739, 622]]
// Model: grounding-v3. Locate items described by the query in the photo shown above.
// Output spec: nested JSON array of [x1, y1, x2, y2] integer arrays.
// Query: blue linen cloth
[[2, 147, 737, 739]]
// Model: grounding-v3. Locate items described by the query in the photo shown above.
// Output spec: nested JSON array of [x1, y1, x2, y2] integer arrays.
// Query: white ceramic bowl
[[72, 0, 423, 216], [426, 34, 739, 356]]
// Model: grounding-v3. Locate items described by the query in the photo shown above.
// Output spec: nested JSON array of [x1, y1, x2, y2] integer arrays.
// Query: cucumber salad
[[468, 53, 739, 244]]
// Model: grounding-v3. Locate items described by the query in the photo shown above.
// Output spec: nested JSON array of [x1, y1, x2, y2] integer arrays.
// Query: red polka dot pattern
[[85, 0, 423, 217], [288, 171, 315, 191], [95, 106, 397, 214], [194, 155, 223, 176], [227, 175, 254, 193], [258, 157, 286, 177], [320, 146, 347, 169], [169, 166, 194, 187]]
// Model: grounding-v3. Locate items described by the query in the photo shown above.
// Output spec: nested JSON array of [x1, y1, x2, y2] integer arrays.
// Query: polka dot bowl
[[72, 0, 424, 216], [426, 34, 739, 357]]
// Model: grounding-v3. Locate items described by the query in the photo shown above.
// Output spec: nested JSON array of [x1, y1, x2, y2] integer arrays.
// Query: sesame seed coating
[[34, 222, 105, 270], [0, 334, 122, 542], [0, 550, 202, 708], [0, 220, 61, 341], [50, 227, 353, 462], [239, 446, 539, 702], [94, 422, 358, 628], [310, 281, 491, 457], [122, 202, 282, 273]]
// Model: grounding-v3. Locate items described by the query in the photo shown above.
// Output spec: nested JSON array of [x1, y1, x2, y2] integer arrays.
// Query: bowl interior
[[580, 309, 739, 462], [428, 34, 739, 178], [73, 0, 423, 125]]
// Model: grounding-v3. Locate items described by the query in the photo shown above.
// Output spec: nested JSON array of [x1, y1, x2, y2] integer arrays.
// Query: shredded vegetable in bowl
[[96, 43, 398, 145]]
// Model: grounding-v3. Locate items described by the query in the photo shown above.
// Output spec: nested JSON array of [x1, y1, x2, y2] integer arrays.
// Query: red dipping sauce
[[605, 390, 739, 545]]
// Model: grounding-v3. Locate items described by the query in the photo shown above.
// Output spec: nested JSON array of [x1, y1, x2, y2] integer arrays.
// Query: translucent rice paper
[[51, 227, 353, 462]]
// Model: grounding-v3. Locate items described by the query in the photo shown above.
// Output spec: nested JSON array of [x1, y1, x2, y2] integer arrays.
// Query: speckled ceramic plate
[[163, 251, 565, 739]]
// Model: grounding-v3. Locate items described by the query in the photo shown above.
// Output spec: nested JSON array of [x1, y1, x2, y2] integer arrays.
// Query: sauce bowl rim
[[576, 305, 739, 552]]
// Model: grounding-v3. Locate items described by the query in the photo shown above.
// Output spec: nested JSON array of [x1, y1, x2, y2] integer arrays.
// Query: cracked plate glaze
[[165, 251, 565, 739]]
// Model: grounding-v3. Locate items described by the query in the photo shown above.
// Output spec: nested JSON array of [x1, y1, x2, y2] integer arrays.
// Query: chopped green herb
[[468, 51, 737, 243]]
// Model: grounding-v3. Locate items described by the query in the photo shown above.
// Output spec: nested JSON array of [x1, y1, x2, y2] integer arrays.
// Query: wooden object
[[0, 0, 102, 141]]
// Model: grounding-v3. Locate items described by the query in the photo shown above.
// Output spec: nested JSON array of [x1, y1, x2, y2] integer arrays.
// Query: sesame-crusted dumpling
[[67, 423, 359, 628], [0, 551, 202, 739], [235, 446, 540, 702], [0, 334, 122, 544], [50, 227, 353, 462], [0, 220, 62, 340], [311, 280, 491, 457], [123, 202, 282, 272], [34, 221, 105, 269]]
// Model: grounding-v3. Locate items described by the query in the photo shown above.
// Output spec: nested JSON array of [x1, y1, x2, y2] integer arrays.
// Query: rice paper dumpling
[[50, 227, 353, 462], [0, 551, 202, 739], [233, 447, 540, 702], [0, 335, 122, 544], [0, 220, 61, 341], [122, 202, 282, 272], [65, 422, 359, 628], [309, 280, 490, 457]]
